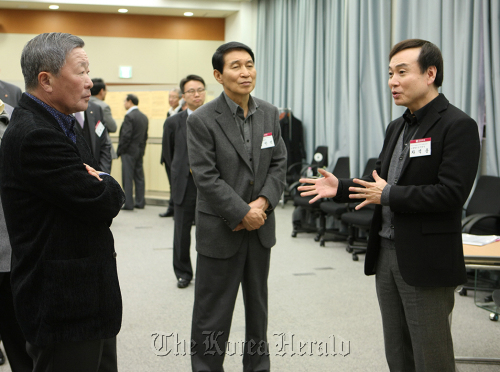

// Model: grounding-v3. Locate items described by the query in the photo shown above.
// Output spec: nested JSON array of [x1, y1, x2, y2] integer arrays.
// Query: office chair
[[292, 156, 349, 241], [319, 158, 378, 247]]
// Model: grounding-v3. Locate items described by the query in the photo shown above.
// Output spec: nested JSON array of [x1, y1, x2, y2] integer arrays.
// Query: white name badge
[[261, 132, 275, 149], [95, 121, 105, 137], [410, 137, 431, 158]]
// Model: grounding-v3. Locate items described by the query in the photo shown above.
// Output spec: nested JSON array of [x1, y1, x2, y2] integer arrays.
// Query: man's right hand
[[239, 207, 267, 231], [298, 168, 339, 203]]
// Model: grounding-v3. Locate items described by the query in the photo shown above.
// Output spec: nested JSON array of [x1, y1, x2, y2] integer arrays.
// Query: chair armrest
[[462, 213, 500, 234]]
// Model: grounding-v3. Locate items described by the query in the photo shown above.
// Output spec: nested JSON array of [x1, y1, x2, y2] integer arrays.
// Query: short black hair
[[389, 39, 443, 87], [212, 42, 255, 73], [126, 94, 139, 105], [90, 78, 106, 96], [179, 75, 206, 93]]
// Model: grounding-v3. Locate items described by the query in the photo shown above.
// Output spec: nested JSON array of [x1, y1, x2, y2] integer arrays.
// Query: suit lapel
[[178, 110, 188, 144], [251, 108, 264, 174], [85, 108, 96, 154], [214, 94, 253, 171]]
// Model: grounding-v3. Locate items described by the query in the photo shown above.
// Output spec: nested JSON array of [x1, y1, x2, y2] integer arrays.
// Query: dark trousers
[[191, 231, 271, 372], [26, 337, 117, 372], [376, 240, 456, 372], [173, 175, 197, 281], [121, 153, 145, 209], [164, 163, 174, 211], [0, 272, 32, 372]]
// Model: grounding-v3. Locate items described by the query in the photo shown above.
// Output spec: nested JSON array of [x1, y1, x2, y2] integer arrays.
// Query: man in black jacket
[[117, 94, 149, 210], [299, 39, 480, 371], [0, 32, 125, 372]]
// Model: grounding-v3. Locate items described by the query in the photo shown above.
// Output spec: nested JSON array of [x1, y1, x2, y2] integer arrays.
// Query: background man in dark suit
[[0, 78, 22, 108], [159, 87, 183, 218], [73, 100, 112, 173], [163, 75, 205, 289], [299, 39, 481, 372], [117, 94, 148, 210], [0, 32, 125, 372], [187, 42, 287, 372]]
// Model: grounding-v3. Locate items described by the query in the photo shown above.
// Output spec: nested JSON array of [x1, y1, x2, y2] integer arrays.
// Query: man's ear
[[213, 69, 223, 84], [38, 72, 53, 93], [427, 66, 437, 86]]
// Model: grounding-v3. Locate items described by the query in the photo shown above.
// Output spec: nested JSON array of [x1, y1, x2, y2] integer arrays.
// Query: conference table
[[455, 241, 500, 365]]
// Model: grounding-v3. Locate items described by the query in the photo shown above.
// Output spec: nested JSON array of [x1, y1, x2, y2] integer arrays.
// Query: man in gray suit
[[117, 94, 148, 210], [187, 42, 287, 372], [0, 79, 22, 116]]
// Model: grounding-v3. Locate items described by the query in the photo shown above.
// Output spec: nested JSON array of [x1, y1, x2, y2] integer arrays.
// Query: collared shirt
[[126, 105, 138, 115], [26, 93, 77, 143], [186, 108, 193, 116], [379, 94, 439, 240], [223, 92, 258, 161]]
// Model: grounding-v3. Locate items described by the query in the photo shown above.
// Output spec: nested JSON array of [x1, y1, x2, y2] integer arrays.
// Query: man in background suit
[[0, 79, 22, 108], [90, 78, 117, 165], [117, 94, 148, 210], [74, 101, 112, 173], [0, 32, 124, 372], [187, 42, 287, 372], [159, 88, 183, 218], [163, 75, 205, 289], [299, 39, 481, 371]]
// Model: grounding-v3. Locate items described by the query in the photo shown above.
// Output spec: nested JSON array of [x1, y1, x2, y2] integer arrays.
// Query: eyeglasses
[[184, 88, 206, 95]]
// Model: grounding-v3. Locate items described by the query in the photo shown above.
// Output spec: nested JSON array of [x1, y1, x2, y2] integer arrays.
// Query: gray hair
[[21, 32, 85, 91], [170, 88, 182, 99]]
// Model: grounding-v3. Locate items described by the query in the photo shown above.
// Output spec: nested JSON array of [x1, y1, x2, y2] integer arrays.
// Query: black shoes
[[177, 278, 190, 289], [159, 208, 174, 217]]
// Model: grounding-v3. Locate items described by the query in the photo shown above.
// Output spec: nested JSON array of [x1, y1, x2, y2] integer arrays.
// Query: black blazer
[[75, 101, 112, 173], [162, 109, 192, 205], [336, 94, 480, 287], [0, 94, 125, 346], [117, 108, 148, 158]]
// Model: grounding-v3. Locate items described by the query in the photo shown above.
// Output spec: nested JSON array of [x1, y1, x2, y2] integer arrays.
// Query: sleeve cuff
[[381, 184, 391, 206]]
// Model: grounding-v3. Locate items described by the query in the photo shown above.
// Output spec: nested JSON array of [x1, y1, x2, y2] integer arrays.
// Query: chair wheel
[[352, 254, 359, 261], [314, 234, 320, 242], [320, 240, 325, 247], [457, 288, 467, 296], [291, 231, 297, 237], [490, 313, 498, 321], [346, 247, 353, 253]]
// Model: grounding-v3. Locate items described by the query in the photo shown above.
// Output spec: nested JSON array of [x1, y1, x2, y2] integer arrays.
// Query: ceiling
[[0, 0, 248, 18]]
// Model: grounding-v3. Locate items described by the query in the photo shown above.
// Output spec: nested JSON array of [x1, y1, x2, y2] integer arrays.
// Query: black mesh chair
[[292, 156, 349, 241], [319, 158, 378, 247]]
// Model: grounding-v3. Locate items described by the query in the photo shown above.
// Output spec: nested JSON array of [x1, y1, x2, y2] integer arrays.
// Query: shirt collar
[[187, 108, 193, 116], [26, 93, 77, 143], [223, 91, 258, 119], [126, 105, 138, 115]]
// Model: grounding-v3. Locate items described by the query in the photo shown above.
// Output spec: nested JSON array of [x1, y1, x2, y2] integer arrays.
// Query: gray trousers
[[376, 239, 456, 372], [121, 153, 145, 209]]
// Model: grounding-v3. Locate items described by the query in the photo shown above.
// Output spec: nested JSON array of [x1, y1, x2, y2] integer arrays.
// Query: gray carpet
[[1, 204, 499, 371]]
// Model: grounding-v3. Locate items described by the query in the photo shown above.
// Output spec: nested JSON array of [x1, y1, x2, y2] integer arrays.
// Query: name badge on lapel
[[261, 132, 275, 149], [95, 121, 105, 137], [410, 138, 431, 158]]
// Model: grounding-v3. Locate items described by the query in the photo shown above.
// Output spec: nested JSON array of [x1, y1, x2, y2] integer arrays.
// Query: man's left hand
[[84, 163, 102, 181], [348, 170, 387, 210]]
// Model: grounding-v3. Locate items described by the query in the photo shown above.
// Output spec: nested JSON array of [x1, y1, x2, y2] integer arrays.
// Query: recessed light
[[184, 12, 194, 16], [49, 5, 59, 10], [118, 9, 128, 13]]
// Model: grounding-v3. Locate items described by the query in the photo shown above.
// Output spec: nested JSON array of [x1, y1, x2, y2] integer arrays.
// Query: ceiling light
[[49, 5, 59, 10], [118, 9, 128, 13], [184, 12, 194, 16]]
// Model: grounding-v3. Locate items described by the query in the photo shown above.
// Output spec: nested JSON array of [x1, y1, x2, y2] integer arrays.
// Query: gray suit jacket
[[0, 80, 22, 108], [187, 93, 287, 259], [89, 96, 117, 133]]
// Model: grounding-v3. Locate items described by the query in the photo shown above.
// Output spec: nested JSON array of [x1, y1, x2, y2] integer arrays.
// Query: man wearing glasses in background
[[162, 75, 206, 289]]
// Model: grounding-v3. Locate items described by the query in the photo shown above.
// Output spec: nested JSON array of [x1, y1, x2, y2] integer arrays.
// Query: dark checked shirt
[[224, 91, 258, 161], [26, 93, 77, 143]]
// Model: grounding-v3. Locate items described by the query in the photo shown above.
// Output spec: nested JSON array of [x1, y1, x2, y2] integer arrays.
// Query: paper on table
[[462, 233, 500, 246]]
